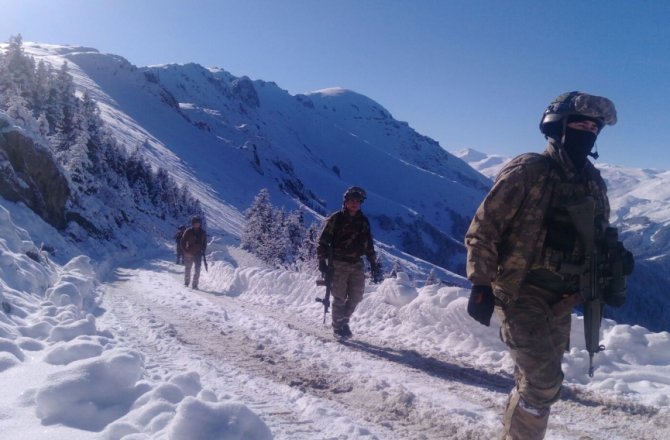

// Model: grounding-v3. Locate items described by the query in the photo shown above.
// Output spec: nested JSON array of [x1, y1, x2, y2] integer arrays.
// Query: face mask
[[563, 126, 597, 168]]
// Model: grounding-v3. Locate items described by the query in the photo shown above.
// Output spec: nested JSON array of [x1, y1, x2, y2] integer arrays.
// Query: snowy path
[[99, 259, 669, 440]]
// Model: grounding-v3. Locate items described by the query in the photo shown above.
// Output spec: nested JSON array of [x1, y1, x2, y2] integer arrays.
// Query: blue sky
[[2, 0, 669, 169]]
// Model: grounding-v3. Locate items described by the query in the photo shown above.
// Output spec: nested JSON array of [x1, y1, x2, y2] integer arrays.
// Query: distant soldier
[[317, 186, 383, 338], [465, 92, 622, 439], [180, 216, 207, 290], [174, 225, 186, 264]]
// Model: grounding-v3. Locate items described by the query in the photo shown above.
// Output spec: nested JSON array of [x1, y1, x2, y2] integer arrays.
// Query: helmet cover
[[540, 91, 617, 136], [343, 186, 367, 202]]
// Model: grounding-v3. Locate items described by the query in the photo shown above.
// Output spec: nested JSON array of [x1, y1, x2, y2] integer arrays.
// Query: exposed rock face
[[0, 119, 70, 229], [231, 76, 260, 108]]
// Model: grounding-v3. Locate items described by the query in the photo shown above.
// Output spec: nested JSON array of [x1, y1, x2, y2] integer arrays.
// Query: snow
[[2, 41, 670, 439], [453, 148, 509, 180], [2, 200, 670, 439]]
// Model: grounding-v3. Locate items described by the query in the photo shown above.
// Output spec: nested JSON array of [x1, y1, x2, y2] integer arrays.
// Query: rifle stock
[[565, 197, 604, 377]]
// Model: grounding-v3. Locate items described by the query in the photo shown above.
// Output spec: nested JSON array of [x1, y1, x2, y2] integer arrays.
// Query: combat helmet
[[343, 186, 367, 202], [539, 91, 617, 139]]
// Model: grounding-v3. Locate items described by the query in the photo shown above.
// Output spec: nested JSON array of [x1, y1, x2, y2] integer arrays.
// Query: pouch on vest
[[542, 207, 583, 271]]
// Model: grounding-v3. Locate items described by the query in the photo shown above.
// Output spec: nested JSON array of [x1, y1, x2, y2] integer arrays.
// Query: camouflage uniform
[[466, 92, 615, 440], [317, 209, 377, 332], [180, 226, 207, 289]]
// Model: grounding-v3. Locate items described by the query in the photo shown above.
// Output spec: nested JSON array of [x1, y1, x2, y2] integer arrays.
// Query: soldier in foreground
[[180, 216, 207, 290], [317, 186, 383, 338], [465, 92, 632, 439]]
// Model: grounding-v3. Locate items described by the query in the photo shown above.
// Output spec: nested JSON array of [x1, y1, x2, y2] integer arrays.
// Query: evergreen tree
[[32, 59, 51, 116], [44, 76, 63, 135], [0, 36, 203, 240], [6, 94, 40, 133], [241, 189, 275, 258], [424, 268, 439, 286], [264, 207, 288, 266], [283, 208, 306, 265], [37, 113, 49, 137], [0, 35, 36, 103], [80, 92, 103, 144], [54, 62, 77, 135], [297, 222, 320, 270]]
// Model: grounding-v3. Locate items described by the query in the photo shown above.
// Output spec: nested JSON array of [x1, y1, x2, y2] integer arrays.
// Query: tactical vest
[[533, 172, 608, 275], [318, 210, 375, 264], [465, 147, 611, 302]]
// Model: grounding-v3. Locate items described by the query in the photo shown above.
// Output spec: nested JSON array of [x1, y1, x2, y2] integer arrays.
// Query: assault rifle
[[565, 197, 602, 377], [315, 247, 334, 324], [202, 253, 208, 272], [562, 197, 633, 377]]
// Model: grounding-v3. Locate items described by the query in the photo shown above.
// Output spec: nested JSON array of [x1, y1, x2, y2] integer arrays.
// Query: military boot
[[500, 388, 550, 440]]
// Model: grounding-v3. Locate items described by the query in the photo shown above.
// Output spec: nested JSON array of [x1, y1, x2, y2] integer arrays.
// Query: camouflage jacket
[[465, 142, 610, 302], [180, 227, 207, 256], [317, 210, 377, 264]]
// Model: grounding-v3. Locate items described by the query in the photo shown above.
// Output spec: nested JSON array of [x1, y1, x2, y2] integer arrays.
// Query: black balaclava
[[559, 115, 603, 169], [563, 126, 597, 169]]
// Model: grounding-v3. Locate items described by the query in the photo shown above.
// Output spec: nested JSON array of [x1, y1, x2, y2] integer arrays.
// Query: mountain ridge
[[20, 41, 489, 276]]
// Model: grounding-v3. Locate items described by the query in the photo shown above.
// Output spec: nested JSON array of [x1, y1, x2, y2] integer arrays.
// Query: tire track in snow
[[100, 269, 331, 439], [100, 260, 669, 440], [192, 267, 668, 440], [100, 263, 500, 439], [239, 291, 667, 440]]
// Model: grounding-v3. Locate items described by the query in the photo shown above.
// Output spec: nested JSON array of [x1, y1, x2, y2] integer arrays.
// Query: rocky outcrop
[[0, 118, 70, 229], [232, 76, 260, 108]]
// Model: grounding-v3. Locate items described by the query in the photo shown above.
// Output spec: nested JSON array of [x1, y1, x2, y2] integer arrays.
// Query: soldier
[[318, 186, 383, 338], [180, 216, 207, 290], [464, 92, 618, 439]]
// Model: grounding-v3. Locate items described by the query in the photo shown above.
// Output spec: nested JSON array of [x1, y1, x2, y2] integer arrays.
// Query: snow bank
[[36, 349, 148, 431], [204, 255, 670, 408], [379, 272, 419, 307], [166, 397, 273, 440], [0, 205, 272, 439], [102, 371, 273, 440]]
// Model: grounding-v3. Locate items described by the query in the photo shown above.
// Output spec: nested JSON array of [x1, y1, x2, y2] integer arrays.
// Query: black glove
[[467, 285, 495, 326], [318, 259, 328, 275], [370, 262, 384, 284]]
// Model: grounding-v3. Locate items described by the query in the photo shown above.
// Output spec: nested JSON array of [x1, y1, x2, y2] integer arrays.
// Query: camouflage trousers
[[330, 260, 365, 330], [183, 253, 202, 289], [495, 278, 572, 440]]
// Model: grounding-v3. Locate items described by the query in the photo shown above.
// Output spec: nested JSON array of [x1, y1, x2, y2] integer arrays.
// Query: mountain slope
[[20, 42, 489, 276]]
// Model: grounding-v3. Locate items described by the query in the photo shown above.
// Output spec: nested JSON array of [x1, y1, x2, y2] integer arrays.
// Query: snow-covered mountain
[[455, 148, 670, 332], [17, 42, 489, 278], [453, 148, 509, 180]]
